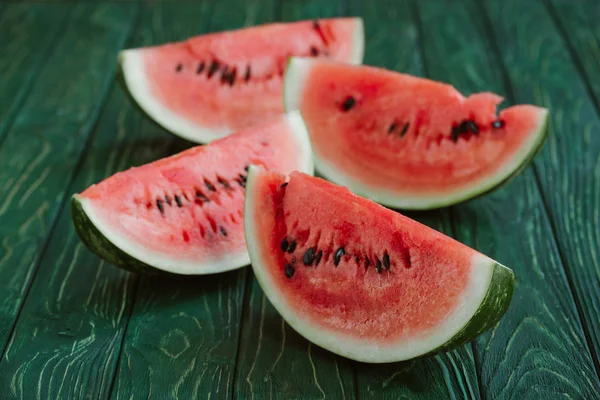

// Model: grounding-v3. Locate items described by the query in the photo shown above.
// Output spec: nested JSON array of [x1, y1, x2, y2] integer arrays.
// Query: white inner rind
[[78, 111, 313, 275], [119, 50, 232, 143], [348, 18, 365, 65], [283, 57, 549, 210], [244, 167, 496, 363]]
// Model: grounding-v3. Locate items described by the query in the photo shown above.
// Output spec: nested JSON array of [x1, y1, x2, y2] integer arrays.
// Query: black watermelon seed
[[354, 255, 360, 263], [285, 264, 295, 278], [303, 247, 316, 265], [281, 182, 288, 188], [288, 241, 297, 253], [235, 178, 246, 188], [205, 179, 216, 192], [280, 238, 289, 252], [195, 190, 209, 202], [467, 120, 479, 135], [383, 253, 390, 270], [365, 257, 370, 269], [244, 165, 250, 172], [375, 258, 382, 273], [175, 63, 183, 72], [451, 126, 460, 143], [310, 46, 319, 56], [314, 250, 323, 266], [174, 195, 183, 207], [219, 226, 227, 237], [197, 62, 205, 74], [245, 66, 251, 82], [492, 120, 504, 129], [388, 122, 397, 134], [208, 61, 220, 78], [217, 177, 230, 189], [458, 120, 469, 134], [400, 123, 410, 137], [220, 67, 230, 84], [333, 247, 345, 266], [164, 195, 172, 205], [341, 96, 356, 112], [156, 199, 164, 214]]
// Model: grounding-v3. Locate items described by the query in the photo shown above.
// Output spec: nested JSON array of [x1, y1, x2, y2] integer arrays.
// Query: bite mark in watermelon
[[244, 167, 514, 363], [119, 18, 364, 143], [72, 111, 313, 275], [284, 58, 549, 209]]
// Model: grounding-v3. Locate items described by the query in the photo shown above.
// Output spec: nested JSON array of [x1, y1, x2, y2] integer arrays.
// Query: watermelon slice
[[244, 167, 514, 363], [72, 111, 313, 275], [119, 18, 364, 143], [284, 58, 549, 209]]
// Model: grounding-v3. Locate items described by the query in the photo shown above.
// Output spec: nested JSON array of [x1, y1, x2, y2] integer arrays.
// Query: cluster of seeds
[[146, 165, 250, 239], [176, 59, 252, 86], [451, 118, 505, 142], [174, 20, 332, 86], [280, 237, 410, 279], [338, 96, 507, 144]]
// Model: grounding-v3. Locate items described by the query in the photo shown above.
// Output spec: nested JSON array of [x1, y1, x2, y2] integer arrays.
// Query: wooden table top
[[0, 0, 599, 398]]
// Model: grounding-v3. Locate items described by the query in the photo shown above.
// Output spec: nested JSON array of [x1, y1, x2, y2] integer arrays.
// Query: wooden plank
[[0, 4, 70, 145], [417, 0, 600, 397], [340, 1, 481, 399], [109, 2, 280, 399], [546, 0, 600, 104], [231, 1, 358, 399], [481, 0, 600, 381], [0, 2, 139, 396]]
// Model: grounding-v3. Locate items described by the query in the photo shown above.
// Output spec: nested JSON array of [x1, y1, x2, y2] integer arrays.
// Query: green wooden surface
[[0, 0, 599, 399], [419, 1, 600, 398], [482, 0, 600, 380]]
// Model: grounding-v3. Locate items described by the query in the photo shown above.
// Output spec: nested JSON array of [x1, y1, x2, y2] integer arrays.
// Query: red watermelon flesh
[[119, 18, 364, 143], [72, 112, 313, 275], [244, 167, 514, 362], [284, 58, 549, 209]]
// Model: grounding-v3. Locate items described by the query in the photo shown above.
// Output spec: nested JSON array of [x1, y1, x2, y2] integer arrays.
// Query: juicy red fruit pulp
[[252, 172, 476, 342]]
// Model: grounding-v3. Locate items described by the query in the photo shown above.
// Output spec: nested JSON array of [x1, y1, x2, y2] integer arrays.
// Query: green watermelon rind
[[432, 260, 514, 354], [71, 195, 162, 275], [283, 57, 550, 210], [244, 166, 515, 363]]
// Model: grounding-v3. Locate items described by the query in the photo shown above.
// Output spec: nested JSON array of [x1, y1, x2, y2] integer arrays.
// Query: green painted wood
[[232, 1, 358, 399], [0, 4, 70, 146], [481, 0, 600, 380], [0, 2, 137, 355], [547, 0, 600, 106], [417, 0, 600, 398], [0, 3, 139, 398], [341, 1, 481, 399], [545, 0, 600, 368], [108, 2, 281, 399]]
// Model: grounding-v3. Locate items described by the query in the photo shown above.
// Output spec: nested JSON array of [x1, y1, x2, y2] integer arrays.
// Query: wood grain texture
[[481, 0, 600, 379], [343, 1, 482, 399], [232, 1, 359, 399], [417, 0, 600, 397], [0, 2, 137, 358], [0, 4, 69, 146], [109, 2, 277, 399], [0, 3, 139, 399]]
